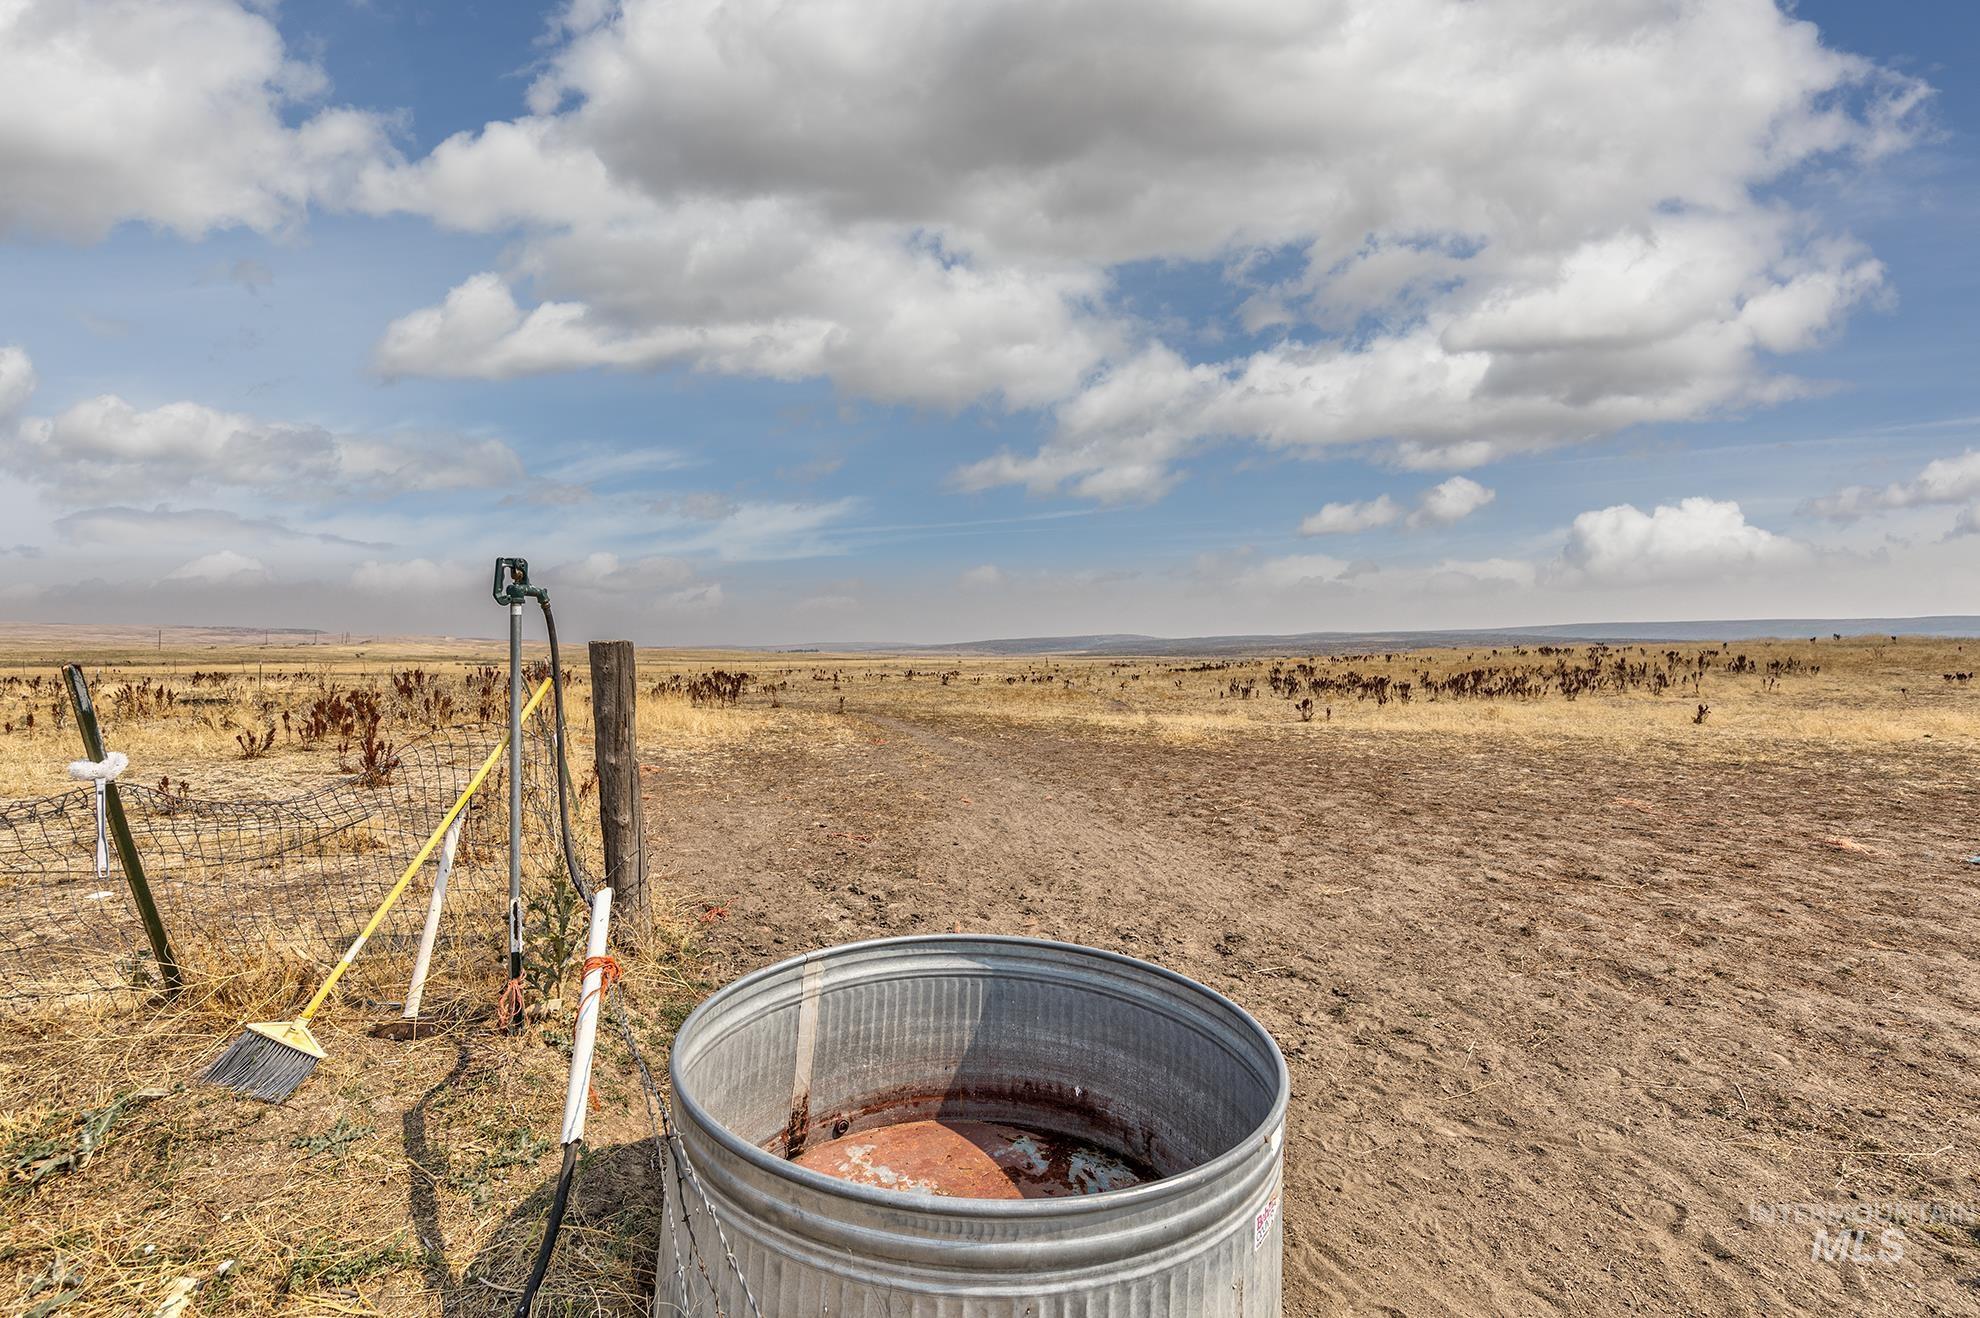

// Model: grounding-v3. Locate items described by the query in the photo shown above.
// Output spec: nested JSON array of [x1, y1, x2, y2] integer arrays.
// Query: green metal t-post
[[61, 664, 182, 992]]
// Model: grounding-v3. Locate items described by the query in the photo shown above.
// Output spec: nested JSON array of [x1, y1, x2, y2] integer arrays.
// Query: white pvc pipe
[[402, 812, 464, 1021], [560, 886, 614, 1146], [93, 779, 109, 878]]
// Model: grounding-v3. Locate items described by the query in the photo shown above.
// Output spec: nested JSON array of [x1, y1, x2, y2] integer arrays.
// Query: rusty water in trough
[[659, 934, 1289, 1316], [790, 1117, 1148, 1198]]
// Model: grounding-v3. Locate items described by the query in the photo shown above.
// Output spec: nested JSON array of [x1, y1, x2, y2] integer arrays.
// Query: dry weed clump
[[0, 664, 519, 800], [1, 895, 718, 1318], [742, 636, 1978, 752], [0, 635, 772, 1315], [0, 643, 789, 800], [3, 628, 1972, 1313]]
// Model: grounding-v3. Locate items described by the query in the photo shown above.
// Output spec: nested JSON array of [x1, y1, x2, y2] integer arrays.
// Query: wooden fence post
[[587, 640, 646, 923]]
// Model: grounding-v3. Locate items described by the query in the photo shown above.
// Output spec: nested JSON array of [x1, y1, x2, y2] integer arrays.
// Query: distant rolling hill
[[792, 616, 1980, 657]]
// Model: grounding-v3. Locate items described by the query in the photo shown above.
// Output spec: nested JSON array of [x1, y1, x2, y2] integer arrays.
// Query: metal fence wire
[[531, 733, 766, 1318], [0, 710, 570, 1003], [0, 693, 764, 1315]]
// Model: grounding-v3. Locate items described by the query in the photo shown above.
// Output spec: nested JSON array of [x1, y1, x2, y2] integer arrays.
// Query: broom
[[203, 677, 553, 1102]]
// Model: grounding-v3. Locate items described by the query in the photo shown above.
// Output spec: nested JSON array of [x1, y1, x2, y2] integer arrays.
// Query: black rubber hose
[[511, 596, 603, 1314], [536, 597, 592, 904], [511, 1140, 581, 1317]]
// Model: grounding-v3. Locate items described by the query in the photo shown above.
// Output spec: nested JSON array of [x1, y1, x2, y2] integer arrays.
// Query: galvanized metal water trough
[[657, 934, 1289, 1316]]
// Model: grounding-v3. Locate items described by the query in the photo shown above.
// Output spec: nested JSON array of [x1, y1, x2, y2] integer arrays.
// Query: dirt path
[[644, 708, 1980, 1316]]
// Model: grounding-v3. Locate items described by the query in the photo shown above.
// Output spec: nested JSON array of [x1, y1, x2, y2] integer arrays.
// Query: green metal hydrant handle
[[493, 556, 549, 606]]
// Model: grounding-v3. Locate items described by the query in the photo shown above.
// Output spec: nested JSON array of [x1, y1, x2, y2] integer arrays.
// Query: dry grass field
[[4, 626, 1979, 1315]]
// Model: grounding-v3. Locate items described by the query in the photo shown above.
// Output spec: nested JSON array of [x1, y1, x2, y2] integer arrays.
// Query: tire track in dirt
[[645, 710, 1980, 1316]]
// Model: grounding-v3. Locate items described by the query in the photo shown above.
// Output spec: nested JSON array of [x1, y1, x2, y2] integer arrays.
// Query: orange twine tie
[[578, 954, 624, 1112], [577, 954, 623, 1017], [496, 975, 527, 1031]]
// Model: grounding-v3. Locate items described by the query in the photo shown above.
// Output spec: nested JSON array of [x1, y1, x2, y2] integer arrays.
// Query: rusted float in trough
[[658, 934, 1288, 1315]]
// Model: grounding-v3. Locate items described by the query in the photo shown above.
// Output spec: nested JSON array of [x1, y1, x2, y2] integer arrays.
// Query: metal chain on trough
[[520, 719, 765, 1318]]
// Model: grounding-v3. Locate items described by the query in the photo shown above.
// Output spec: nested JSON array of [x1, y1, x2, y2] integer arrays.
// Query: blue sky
[[0, 0, 1975, 643]]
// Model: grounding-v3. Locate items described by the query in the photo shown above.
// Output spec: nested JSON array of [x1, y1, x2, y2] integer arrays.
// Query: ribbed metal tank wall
[[656, 935, 1289, 1317]]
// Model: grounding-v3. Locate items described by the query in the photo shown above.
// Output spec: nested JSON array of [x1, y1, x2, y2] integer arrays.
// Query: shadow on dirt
[[401, 1043, 661, 1315]]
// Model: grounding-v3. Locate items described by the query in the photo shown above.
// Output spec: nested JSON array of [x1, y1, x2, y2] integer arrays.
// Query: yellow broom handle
[[301, 677, 554, 1021]]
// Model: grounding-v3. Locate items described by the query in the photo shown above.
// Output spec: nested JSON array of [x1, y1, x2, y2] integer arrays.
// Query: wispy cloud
[[1802, 450, 1980, 522], [55, 506, 388, 550], [542, 446, 695, 487], [1300, 478, 1493, 535], [645, 497, 864, 562]]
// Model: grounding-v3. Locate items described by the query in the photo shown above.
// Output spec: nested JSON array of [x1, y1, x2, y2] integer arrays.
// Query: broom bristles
[[201, 1023, 322, 1103]]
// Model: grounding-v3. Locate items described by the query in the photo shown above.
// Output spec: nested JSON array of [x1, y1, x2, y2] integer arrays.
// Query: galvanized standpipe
[[508, 599, 524, 990], [494, 555, 547, 1018]]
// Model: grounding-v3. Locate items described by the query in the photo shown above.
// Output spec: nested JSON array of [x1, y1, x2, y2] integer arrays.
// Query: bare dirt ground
[[6, 635, 1977, 1315], [648, 703, 1980, 1316]]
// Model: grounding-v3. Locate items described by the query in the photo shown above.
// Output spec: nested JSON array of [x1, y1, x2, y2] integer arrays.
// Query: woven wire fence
[[0, 679, 764, 1312], [0, 704, 570, 1005]]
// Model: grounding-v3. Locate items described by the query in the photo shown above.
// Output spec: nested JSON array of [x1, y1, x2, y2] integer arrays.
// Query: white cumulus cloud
[[351, 0, 1925, 505], [1300, 495, 1400, 536], [0, 0, 398, 239], [0, 348, 526, 503], [1407, 476, 1496, 529], [1561, 497, 1807, 583], [1301, 477, 1493, 535]]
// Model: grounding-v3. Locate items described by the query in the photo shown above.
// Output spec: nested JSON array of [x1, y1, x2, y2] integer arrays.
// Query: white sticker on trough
[[1253, 1186, 1281, 1252]]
